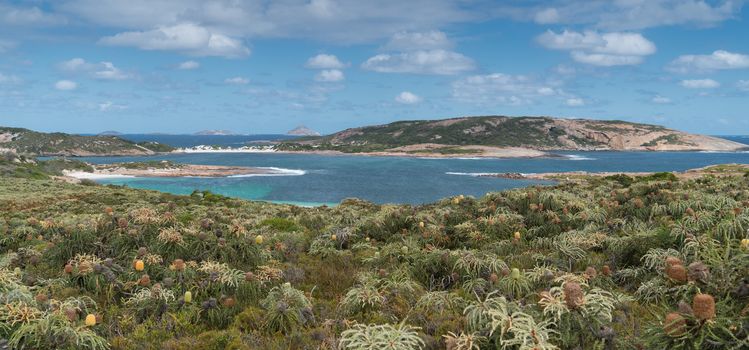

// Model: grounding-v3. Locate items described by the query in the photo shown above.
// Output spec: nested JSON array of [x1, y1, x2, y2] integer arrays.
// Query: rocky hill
[[287, 125, 321, 136], [0, 126, 174, 156], [283, 116, 745, 153]]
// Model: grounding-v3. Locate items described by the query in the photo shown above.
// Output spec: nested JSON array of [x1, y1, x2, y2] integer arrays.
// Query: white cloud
[[178, 60, 200, 70], [452, 73, 561, 105], [537, 30, 655, 66], [362, 50, 474, 75], [395, 91, 422, 104], [58, 58, 132, 80], [225, 77, 249, 85], [668, 50, 749, 73], [565, 98, 585, 107], [534, 8, 560, 24], [55, 80, 78, 91], [651, 95, 672, 104], [519, 0, 741, 30], [315, 69, 345, 82], [0, 4, 66, 26], [384, 30, 453, 51], [305, 54, 346, 69], [0, 39, 16, 53], [98, 101, 127, 112], [99, 23, 250, 58], [737, 80, 749, 92], [0, 73, 21, 84], [680, 79, 720, 89]]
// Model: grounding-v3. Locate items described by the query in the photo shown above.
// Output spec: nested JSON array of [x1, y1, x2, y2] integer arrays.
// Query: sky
[[0, 0, 748, 135]]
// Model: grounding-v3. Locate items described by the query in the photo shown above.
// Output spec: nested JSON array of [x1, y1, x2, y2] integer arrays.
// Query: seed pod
[[664, 312, 686, 337], [163, 277, 174, 288], [564, 282, 584, 309], [489, 273, 499, 283], [244, 272, 255, 281], [687, 262, 710, 283], [137, 247, 147, 256], [139, 274, 151, 287], [685, 207, 695, 216], [677, 301, 693, 315], [692, 294, 715, 321], [65, 308, 78, 322], [602, 265, 611, 276], [64, 264, 74, 274], [585, 266, 597, 279], [221, 297, 236, 308], [667, 264, 687, 283], [35, 293, 48, 304], [173, 259, 185, 271]]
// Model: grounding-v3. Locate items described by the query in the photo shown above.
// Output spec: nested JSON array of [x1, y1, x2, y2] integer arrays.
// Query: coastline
[[63, 163, 305, 181]]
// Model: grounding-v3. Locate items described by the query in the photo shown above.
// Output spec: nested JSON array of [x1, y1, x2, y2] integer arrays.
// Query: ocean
[[74, 134, 749, 206]]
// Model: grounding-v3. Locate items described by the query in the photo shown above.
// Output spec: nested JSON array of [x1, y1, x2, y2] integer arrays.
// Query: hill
[[279, 116, 746, 155], [194, 129, 239, 135], [287, 125, 321, 136], [0, 126, 174, 156]]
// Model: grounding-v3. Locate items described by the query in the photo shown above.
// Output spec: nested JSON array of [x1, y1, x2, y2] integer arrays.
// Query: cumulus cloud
[[651, 95, 672, 104], [315, 69, 345, 82], [395, 91, 422, 104], [99, 23, 250, 58], [680, 79, 720, 89], [451, 73, 561, 105], [668, 50, 749, 73], [519, 0, 741, 30], [55, 80, 78, 91], [737, 80, 749, 92], [305, 54, 346, 69], [0, 3, 66, 26], [225, 77, 249, 85], [384, 30, 453, 51], [565, 98, 585, 107], [178, 60, 200, 70], [98, 101, 127, 112], [362, 50, 474, 75], [537, 30, 656, 66], [58, 58, 132, 80]]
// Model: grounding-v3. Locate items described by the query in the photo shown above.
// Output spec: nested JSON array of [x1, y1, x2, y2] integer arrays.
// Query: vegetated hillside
[[1, 159, 748, 349], [284, 116, 745, 152], [0, 126, 174, 156]]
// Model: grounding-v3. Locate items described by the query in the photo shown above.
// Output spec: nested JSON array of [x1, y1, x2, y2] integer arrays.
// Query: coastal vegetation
[[1, 153, 748, 349], [277, 116, 746, 154], [0, 127, 174, 156]]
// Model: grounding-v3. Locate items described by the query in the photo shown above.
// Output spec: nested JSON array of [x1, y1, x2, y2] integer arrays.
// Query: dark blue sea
[[74, 134, 749, 206]]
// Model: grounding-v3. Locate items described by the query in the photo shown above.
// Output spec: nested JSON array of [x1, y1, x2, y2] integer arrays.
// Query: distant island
[[97, 130, 123, 136], [276, 116, 746, 158], [194, 129, 240, 136], [287, 125, 321, 136]]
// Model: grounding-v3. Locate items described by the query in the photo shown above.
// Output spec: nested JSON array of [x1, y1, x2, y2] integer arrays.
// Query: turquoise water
[[77, 149, 749, 205]]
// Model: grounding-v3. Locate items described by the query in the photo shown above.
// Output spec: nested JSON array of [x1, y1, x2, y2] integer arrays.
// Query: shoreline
[[63, 163, 305, 180]]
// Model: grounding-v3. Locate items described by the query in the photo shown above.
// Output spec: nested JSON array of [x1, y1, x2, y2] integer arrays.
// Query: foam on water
[[227, 167, 306, 177]]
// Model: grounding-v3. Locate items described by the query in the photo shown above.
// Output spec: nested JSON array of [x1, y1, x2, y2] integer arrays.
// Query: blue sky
[[0, 1, 748, 135]]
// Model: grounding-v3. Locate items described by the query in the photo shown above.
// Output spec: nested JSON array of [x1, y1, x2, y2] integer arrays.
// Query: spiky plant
[[442, 331, 484, 350], [260, 283, 313, 334], [339, 322, 425, 350]]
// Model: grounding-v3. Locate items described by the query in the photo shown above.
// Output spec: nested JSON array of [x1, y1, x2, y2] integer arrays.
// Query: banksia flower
[[667, 264, 688, 283], [664, 312, 687, 337], [692, 294, 715, 321], [104, 207, 114, 216], [665, 256, 682, 268], [65, 308, 78, 322], [419, 221, 425, 228], [35, 293, 48, 304], [184, 291, 193, 303], [685, 207, 695, 216], [489, 273, 499, 283], [510, 268, 521, 279], [741, 238, 749, 250], [331, 234, 337, 241], [564, 282, 584, 309], [134, 259, 145, 271], [602, 265, 611, 276], [514, 231, 521, 240], [137, 247, 147, 257], [221, 297, 236, 308], [255, 235, 264, 245], [64, 264, 73, 274], [85, 314, 97, 326]]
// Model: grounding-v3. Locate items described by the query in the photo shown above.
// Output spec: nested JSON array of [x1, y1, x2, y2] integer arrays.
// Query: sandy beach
[[63, 164, 305, 180]]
